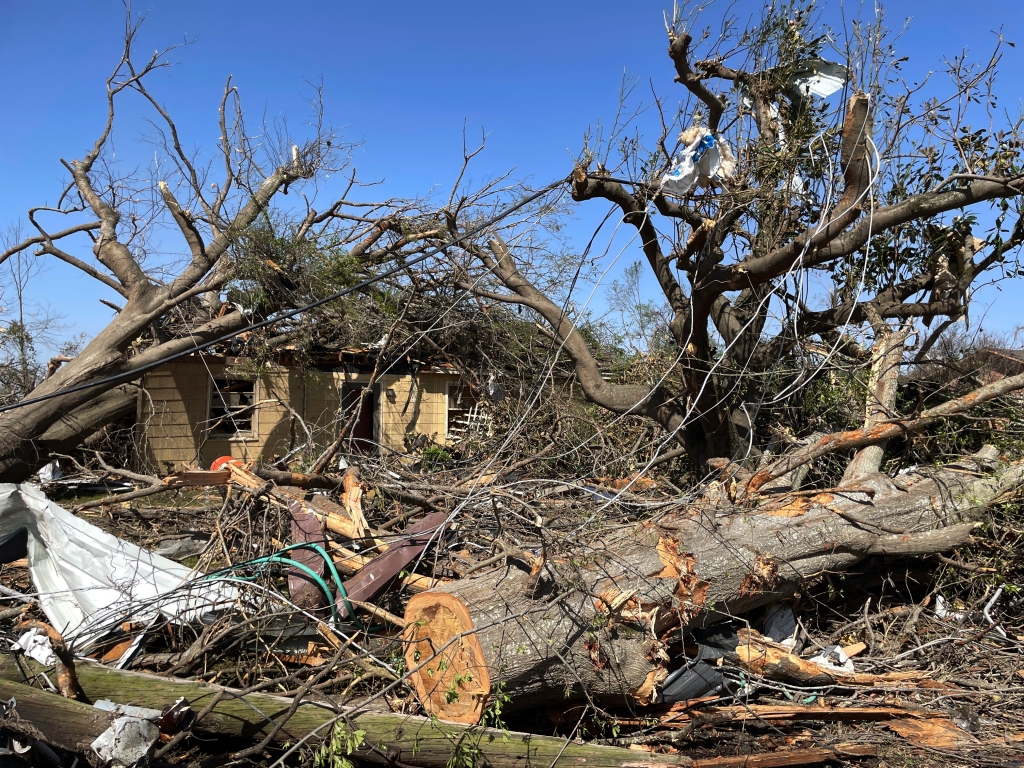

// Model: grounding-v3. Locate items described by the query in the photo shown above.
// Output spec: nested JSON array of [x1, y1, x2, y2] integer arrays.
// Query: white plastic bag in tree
[[790, 58, 849, 99], [660, 127, 736, 197]]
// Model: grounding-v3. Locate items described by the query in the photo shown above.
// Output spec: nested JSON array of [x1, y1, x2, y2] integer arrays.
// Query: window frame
[[205, 376, 259, 441]]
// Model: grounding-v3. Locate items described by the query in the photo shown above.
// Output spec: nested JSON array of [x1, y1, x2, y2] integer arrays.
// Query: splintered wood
[[220, 459, 367, 540], [730, 629, 924, 686]]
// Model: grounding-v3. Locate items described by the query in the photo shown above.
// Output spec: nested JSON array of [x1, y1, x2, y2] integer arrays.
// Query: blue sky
[[1, 0, 1023, 352]]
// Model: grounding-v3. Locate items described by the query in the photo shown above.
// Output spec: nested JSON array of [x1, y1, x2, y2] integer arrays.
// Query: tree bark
[[0, 656, 692, 768], [403, 457, 1022, 722], [842, 323, 910, 484], [0, 678, 116, 755], [36, 384, 140, 455]]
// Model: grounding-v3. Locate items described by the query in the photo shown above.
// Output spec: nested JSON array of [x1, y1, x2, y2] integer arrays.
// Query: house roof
[[168, 347, 460, 376], [983, 348, 1024, 363]]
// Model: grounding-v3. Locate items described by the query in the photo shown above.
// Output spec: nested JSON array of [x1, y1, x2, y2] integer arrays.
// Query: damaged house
[[137, 347, 485, 472]]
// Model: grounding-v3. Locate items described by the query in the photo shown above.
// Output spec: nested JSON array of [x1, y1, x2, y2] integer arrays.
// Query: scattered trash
[[11, 627, 58, 665], [808, 644, 855, 675], [152, 535, 210, 560], [951, 703, 982, 733], [90, 714, 160, 767], [661, 643, 728, 703], [1, 452, 1019, 767], [37, 461, 62, 483], [935, 594, 968, 621], [660, 126, 737, 197], [763, 603, 797, 647], [982, 586, 1007, 638]]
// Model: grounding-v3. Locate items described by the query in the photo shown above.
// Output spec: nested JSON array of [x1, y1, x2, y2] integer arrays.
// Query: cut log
[[404, 458, 1023, 722], [0, 656, 692, 768]]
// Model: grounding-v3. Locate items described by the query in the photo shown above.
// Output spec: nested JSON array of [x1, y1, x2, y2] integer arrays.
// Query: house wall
[[140, 357, 459, 471], [377, 372, 451, 452]]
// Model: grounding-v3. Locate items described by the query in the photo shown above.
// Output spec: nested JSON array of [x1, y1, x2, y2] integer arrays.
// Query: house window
[[446, 381, 487, 441], [208, 378, 256, 437]]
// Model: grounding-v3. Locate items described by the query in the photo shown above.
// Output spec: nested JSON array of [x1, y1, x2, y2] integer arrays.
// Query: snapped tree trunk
[[0, 678, 116, 755], [403, 455, 1022, 723]]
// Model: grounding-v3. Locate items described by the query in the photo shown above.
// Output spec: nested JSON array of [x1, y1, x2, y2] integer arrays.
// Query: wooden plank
[[163, 470, 231, 488], [690, 744, 876, 768], [616, 704, 944, 728]]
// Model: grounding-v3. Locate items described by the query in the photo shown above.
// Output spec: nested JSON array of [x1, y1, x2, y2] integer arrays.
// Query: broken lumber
[[224, 461, 368, 540], [162, 469, 231, 488], [726, 629, 924, 687], [403, 459, 1024, 723], [618, 703, 944, 727], [0, 656, 692, 768], [688, 744, 877, 768]]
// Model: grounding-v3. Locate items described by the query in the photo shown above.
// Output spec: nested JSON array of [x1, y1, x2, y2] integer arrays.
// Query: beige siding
[[141, 358, 459, 470], [376, 372, 457, 451]]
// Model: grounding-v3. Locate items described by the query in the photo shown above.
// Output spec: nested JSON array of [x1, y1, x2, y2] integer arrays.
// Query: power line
[[0, 178, 566, 414]]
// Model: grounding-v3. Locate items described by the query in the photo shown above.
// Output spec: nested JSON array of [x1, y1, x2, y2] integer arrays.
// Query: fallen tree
[[0, 11, 479, 482], [404, 448, 1023, 723], [0, 656, 693, 768]]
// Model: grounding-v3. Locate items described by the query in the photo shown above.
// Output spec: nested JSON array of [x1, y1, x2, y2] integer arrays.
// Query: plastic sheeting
[[0, 483, 236, 649], [10, 627, 59, 665], [660, 127, 737, 197], [790, 58, 849, 99]]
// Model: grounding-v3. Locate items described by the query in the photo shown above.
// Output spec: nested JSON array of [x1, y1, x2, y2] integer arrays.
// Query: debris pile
[[0, 449, 1021, 768]]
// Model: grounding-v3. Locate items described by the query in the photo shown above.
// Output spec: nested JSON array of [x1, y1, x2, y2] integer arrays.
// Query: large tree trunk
[[36, 384, 140, 454], [0, 301, 248, 482], [403, 455, 1021, 723], [0, 656, 692, 768]]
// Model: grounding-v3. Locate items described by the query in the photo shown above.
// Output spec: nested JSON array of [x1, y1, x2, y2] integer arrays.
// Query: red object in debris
[[210, 456, 241, 472]]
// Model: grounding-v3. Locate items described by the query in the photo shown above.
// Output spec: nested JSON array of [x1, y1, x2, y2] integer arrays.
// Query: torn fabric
[[0, 483, 237, 649]]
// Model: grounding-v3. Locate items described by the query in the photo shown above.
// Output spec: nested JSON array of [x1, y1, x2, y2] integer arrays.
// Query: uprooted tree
[[0, 16, 494, 482], [437, 1, 1024, 475]]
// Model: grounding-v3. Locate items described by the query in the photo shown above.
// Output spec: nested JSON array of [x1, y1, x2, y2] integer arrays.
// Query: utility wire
[[0, 177, 566, 414]]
